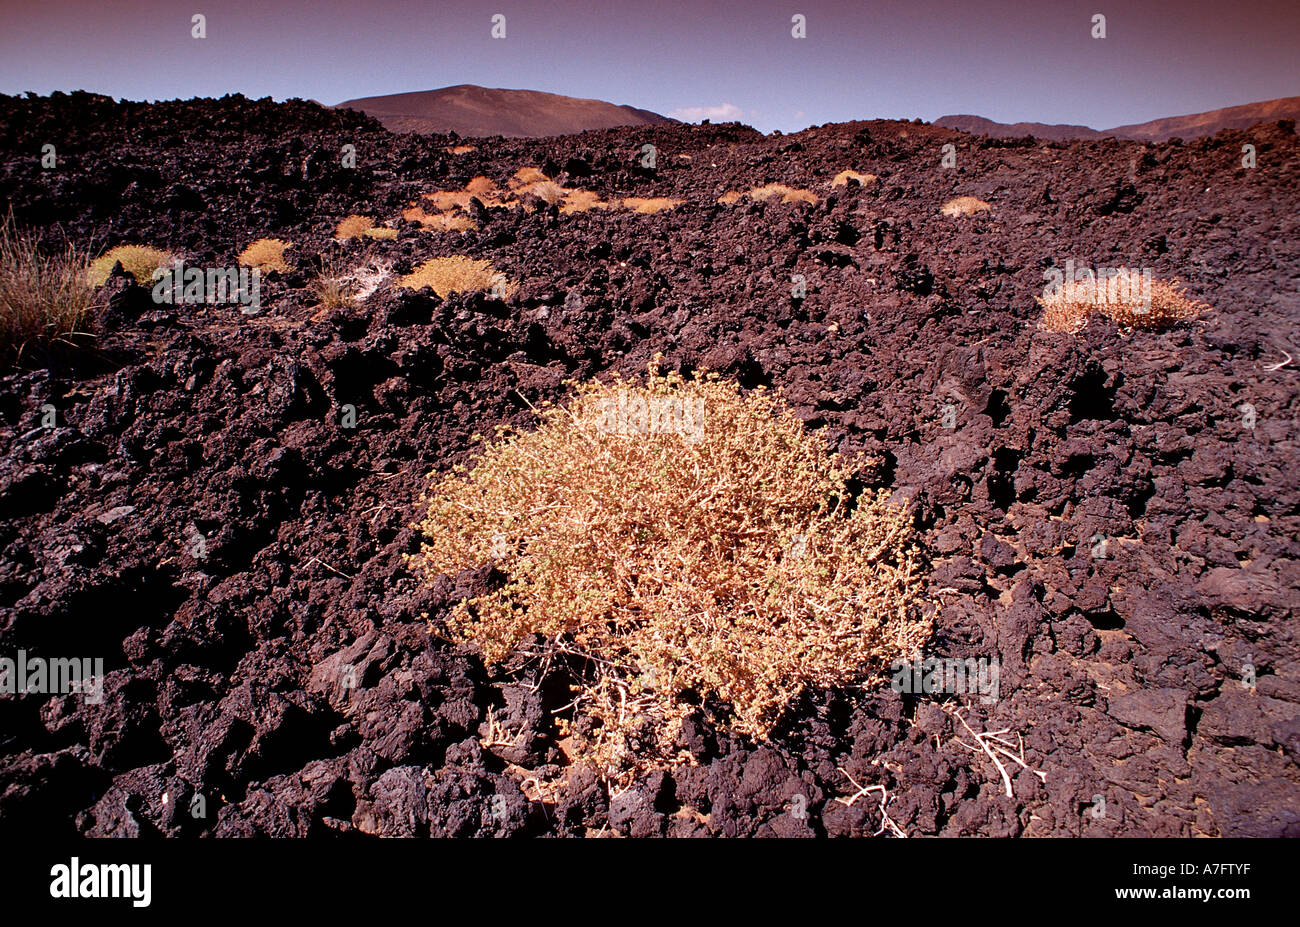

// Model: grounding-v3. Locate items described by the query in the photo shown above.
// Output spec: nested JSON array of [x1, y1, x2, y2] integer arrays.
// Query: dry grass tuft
[[832, 170, 877, 187], [1038, 271, 1211, 332], [411, 362, 931, 780], [402, 206, 477, 233], [559, 189, 615, 215], [397, 256, 515, 299], [237, 238, 292, 273], [510, 166, 551, 187], [445, 145, 477, 154], [515, 181, 566, 206], [464, 176, 498, 196], [421, 190, 473, 212], [622, 196, 682, 214], [87, 244, 174, 287], [311, 257, 392, 311], [2, 214, 97, 362], [940, 196, 992, 217], [311, 268, 356, 310], [750, 183, 820, 205], [363, 226, 398, 240], [719, 184, 819, 206], [334, 215, 376, 241], [421, 177, 519, 213]]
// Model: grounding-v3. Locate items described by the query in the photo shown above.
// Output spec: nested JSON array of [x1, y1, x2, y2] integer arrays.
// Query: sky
[[0, 0, 1296, 133]]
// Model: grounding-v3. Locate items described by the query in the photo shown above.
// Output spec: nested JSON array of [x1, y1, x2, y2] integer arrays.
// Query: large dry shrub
[[411, 364, 931, 779], [1038, 270, 1211, 332]]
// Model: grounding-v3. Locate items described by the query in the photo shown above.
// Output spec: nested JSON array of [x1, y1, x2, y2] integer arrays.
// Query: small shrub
[[397, 256, 515, 298], [832, 170, 877, 187], [411, 363, 931, 780], [237, 238, 292, 273], [940, 196, 992, 217], [1, 215, 97, 362], [87, 244, 173, 287], [1038, 271, 1211, 332]]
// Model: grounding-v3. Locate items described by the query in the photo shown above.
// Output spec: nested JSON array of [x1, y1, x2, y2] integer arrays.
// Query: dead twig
[[836, 767, 907, 837], [305, 556, 353, 579], [1264, 349, 1292, 372], [946, 706, 1046, 798]]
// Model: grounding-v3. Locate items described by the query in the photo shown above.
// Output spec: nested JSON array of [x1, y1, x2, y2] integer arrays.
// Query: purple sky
[[1, 0, 1296, 132]]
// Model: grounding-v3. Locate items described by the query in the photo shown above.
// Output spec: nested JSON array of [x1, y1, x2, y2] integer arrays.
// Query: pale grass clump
[[87, 244, 174, 286], [940, 196, 992, 217], [716, 190, 743, 205], [1038, 272, 1211, 332], [465, 176, 498, 196], [237, 238, 292, 273], [621, 196, 681, 214], [363, 226, 398, 240], [1, 214, 97, 362], [832, 170, 877, 187], [397, 256, 515, 299], [411, 363, 931, 781], [445, 145, 476, 154]]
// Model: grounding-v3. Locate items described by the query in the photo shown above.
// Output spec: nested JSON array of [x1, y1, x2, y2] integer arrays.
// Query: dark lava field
[[0, 91, 1296, 837]]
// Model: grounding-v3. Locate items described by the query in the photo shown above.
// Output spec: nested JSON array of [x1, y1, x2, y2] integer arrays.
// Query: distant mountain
[[334, 84, 674, 138], [1107, 97, 1300, 142], [936, 96, 1300, 142], [933, 115, 1103, 141]]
